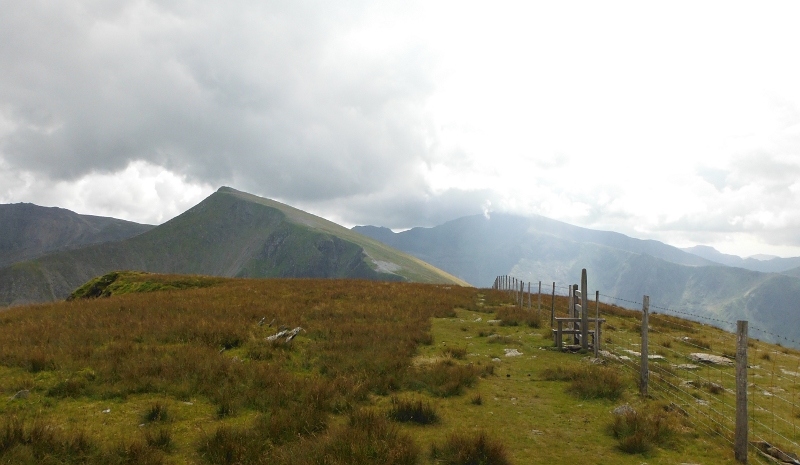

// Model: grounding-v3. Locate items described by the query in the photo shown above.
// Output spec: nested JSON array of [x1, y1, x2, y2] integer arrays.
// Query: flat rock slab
[[504, 348, 523, 357], [688, 353, 733, 366], [623, 349, 665, 360], [674, 364, 700, 370]]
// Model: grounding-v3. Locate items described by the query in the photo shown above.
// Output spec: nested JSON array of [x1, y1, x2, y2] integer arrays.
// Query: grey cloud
[[0, 0, 435, 202]]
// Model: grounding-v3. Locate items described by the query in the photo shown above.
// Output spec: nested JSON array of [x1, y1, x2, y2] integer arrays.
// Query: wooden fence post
[[527, 282, 531, 310], [594, 290, 600, 358], [550, 282, 555, 328], [580, 269, 588, 350], [735, 320, 748, 463], [640, 295, 649, 397], [538, 281, 542, 317]]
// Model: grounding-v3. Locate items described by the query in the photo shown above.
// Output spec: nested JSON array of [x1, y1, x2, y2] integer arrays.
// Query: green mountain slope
[[355, 213, 800, 346], [0, 203, 154, 267], [0, 187, 467, 306]]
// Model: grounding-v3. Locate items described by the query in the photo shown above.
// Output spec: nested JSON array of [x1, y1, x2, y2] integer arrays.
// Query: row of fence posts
[[493, 275, 751, 463], [492, 275, 544, 316]]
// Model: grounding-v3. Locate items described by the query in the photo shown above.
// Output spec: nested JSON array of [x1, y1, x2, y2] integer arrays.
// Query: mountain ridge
[[0, 203, 154, 267], [0, 187, 467, 306]]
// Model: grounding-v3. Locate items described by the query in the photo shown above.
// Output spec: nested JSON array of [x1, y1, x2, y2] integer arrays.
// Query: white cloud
[[3, 1, 800, 257]]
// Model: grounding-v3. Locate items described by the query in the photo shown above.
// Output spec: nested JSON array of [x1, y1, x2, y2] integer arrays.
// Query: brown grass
[[0, 277, 484, 463]]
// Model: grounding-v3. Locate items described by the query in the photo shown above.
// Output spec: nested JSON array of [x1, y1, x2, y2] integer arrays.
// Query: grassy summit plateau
[[2, 273, 792, 463]]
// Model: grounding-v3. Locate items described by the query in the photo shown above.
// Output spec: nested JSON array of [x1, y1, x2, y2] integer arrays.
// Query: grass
[[1, 276, 793, 464], [542, 365, 625, 400], [610, 404, 681, 455], [387, 396, 439, 425], [430, 431, 511, 465]]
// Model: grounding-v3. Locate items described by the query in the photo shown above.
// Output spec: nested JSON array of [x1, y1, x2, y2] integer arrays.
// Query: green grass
[[1, 276, 794, 463]]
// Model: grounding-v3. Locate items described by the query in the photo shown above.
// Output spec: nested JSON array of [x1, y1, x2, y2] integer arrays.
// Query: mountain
[[681, 245, 800, 273], [0, 203, 153, 267], [354, 213, 714, 287], [0, 187, 467, 306], [354, 213, 800, 346]]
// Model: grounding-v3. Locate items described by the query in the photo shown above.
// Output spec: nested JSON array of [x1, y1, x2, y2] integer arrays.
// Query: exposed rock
[[504, 348, 523, 357], [599, 350, 619, 361], [267, 326, 304, 343], [751, 440, 800, 464], [674, 364, 700, 370], [612, 404, 636, 416], [688, 353, 734, 366], [491, 357, 502, 362], [473, 317, 482, 323], [10, 389, 29, 400], [487, 320, 501, 325], [623, 349, 665, 360]]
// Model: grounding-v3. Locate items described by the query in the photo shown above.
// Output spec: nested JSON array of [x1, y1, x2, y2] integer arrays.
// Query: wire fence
[[493, 274, 800, 464]]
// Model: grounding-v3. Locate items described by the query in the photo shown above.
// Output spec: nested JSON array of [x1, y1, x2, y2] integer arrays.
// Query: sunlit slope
[[0, 187, 467, 306]]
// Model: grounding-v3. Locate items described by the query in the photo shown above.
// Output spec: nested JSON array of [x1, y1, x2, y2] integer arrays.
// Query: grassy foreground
[[0, 274, 795, 463]]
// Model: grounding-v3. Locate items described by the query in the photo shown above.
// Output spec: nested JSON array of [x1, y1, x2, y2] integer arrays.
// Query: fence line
[[493, 273, 800, 464]]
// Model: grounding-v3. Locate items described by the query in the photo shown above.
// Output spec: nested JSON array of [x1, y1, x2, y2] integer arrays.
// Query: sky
[[2, 1, 800, 258]]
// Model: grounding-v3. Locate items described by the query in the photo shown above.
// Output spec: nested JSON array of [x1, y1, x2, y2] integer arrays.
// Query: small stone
[[11, 390, 29, 400], [491, 357, 502, 362], [612, 404, 636, 416], [102, 409, 111, 413], [504, 348, 523, 357]]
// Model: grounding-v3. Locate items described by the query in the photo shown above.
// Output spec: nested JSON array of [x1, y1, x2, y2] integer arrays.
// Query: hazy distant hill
[[355, 213, 800, 345], [354, 213, 714, 287], [681, 245, 800, 273], [0, 187, 466, 306], [0, 203, 153, 267]]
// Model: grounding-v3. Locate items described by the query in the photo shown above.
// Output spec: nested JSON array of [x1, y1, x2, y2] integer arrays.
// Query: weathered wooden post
[[572, 284, 580, 344], [550, 282, 555, 328], [537, 281, 542, 317], [527, 282, 531, 310], [519, 281, 524, 308], [580, 269, 588, 350], [640, 295, 649, 397], [594, 290, 600, 358], [735, 320, 748, 463]]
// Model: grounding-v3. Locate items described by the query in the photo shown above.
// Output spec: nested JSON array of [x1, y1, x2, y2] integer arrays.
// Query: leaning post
[[594, 290, 600, 358], [537, 281, 542, 317], [735, 320, 748, 463], [580, 269, 588, 350], [550, 282, 556, 328], [640, 295, 649, 397], [527, 282, 531, 310]]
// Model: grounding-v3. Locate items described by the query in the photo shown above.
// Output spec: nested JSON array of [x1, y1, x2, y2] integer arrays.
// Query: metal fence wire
[[494, 275, 800, 463]]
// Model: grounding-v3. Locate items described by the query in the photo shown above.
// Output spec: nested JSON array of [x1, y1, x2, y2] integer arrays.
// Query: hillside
[[0, 203, 153, 267], [682, 244, 800, 273], [354, 213, 714, 287], [0, 187, 466, 306], [354, 213, 800, 346], [1, 275, 784, 464]]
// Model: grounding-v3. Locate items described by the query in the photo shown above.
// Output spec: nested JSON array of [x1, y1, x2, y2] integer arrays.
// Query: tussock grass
[[0, 277, 483, 463], [681, 337, 712, 350], [542, 365, 625, 400], [143, 402, 170, 423], [610, 405, 681, 454], [405, 359, 486, 397], [387, 396, 439, 425], [430, 431, 512, 465], [495, 306, 541, 328], [442, 346, 467, 359]]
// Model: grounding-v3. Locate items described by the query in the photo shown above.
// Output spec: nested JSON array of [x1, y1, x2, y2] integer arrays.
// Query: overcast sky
[[2, 1, 800, 258]]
